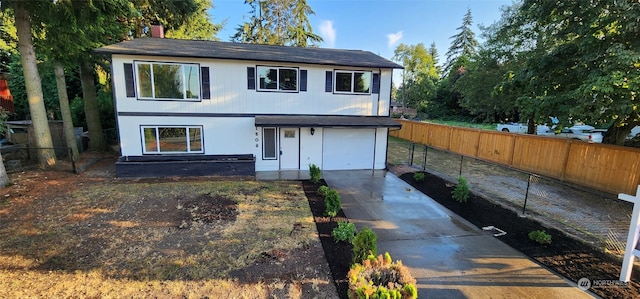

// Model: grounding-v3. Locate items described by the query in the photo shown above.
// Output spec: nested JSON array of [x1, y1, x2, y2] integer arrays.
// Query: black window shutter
[[300, 70, 307, 92], [325, 71, 332, 92], [201, 67, 210, 99], [372, 73, 380, 94], [124, 63, 135, 97], [247, 67, 256, 90]]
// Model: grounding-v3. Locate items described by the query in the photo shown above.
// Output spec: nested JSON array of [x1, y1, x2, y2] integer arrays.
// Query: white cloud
[[387, 31, 403, 47], [319, 20, 336, 48]]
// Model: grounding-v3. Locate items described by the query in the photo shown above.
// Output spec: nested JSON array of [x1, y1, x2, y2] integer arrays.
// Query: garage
[[322, 128, 376, 170]]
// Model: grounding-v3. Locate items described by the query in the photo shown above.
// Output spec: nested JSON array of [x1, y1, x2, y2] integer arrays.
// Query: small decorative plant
[[347, 252, 418, 299], [352, 227, 377, 264], [413, 172, 425, 182], [529, 230, 552, 244], [332, 220, 357, 243], [309, 164, 322, 184], [452, 176, 470, 203], [317, 185, 330, 197], [324, 188, 341, 217]]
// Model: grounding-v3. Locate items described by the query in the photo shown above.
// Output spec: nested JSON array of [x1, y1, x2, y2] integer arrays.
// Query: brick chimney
[[150, 23, 164, 38]]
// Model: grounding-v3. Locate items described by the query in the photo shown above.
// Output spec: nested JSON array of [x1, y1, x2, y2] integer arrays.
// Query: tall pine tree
[[443, 8, 478, 77], [232, 0, 322, 47]]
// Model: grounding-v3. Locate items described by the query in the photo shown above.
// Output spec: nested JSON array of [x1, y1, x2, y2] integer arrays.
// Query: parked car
[[497, 122, 527, 133], [497, 123, 555, 135], [556, 125, 603, 143]]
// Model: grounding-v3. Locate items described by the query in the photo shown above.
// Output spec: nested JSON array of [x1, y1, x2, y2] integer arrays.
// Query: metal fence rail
[[388, 138, 631, 253]]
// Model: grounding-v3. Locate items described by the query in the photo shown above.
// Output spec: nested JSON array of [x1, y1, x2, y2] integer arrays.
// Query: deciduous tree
[[393, 43, 439, 111]]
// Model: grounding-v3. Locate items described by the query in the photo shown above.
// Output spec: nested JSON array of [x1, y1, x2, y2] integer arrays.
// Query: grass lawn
[[0, 170, 337, 298], [418, 119, 496, 130]]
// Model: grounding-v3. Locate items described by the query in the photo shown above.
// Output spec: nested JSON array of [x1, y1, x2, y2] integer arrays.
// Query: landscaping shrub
[[529, 230, 552, 244], [413, 172, 425, 182], [332, 220, 357, 243], [324, 188, 341, 217], [309, 164, 322, 184], [452, 176, 470, 203], [352, 227, 377, 264], [317, 185, 330, 197], [347, 252, 418, 299]]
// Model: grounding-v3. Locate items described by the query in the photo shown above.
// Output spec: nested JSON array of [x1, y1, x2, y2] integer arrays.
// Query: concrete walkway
[[323, 170, 595, 299]]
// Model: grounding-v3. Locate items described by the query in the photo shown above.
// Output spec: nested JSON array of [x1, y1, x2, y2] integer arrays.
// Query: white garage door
[[323, 128, 375, 170]]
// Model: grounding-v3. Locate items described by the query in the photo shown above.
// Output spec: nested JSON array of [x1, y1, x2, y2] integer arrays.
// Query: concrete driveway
[[323, 170, 595, 298]]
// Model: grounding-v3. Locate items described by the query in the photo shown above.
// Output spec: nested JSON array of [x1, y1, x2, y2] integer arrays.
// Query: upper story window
[[142, 126, 203, 154], [257, 66, 298, 92], [136, 62, 200, 101], [334, 70, 372, 94]]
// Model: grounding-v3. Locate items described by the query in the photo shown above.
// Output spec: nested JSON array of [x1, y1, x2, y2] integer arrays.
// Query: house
[[95, 36, 402, 177]]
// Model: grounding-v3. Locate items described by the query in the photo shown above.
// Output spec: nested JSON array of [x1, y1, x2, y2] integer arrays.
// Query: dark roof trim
[[255, 115, 401, 128], [96, 38, 403, 69]]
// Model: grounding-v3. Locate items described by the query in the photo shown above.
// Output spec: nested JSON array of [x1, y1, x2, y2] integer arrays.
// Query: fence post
[[70, 147, 77, 174], [409, 143, 415, 166], [522, 174, 532, 215], [422, 145, 428, 170]]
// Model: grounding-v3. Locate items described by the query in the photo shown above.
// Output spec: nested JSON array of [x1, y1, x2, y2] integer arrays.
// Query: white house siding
[[377, 69, 393, 116], [374, 128, 389, 169], [111, 55, 386, 117], [117, 116, 257, 156]]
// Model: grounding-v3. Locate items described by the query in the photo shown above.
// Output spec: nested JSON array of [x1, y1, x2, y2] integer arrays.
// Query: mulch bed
[[398, 171, 640, 299], [303, 180, 352, 299]]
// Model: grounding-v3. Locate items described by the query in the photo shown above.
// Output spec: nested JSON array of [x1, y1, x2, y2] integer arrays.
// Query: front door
[[279, 128, 300, 169]]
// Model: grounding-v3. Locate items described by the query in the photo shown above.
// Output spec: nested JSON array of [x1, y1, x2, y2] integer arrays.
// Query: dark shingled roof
[[95, 38, 402, 69], [254, 115, 401, 128]]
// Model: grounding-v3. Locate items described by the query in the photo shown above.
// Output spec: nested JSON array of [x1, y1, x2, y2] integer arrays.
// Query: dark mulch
[[303, 180, 352, 299], [398, 171, 640, 299]]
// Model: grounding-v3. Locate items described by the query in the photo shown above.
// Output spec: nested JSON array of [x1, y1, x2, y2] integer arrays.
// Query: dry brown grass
[[0, 175, 337, 298]]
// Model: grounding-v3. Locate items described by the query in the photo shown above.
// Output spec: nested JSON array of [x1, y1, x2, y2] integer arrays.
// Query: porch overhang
[[254, 115, 401, 128]]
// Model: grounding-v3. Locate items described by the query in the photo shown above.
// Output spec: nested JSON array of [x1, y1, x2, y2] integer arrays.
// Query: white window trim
[[135, 61, 201, 101], [141, 125, 204, 154], [262, 127, 278, 160], [256, 66, 299, 92], [333, 70, 372, 95]]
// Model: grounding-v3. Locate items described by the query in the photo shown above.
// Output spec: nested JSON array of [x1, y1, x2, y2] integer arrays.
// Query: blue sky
[[212, 0, 513, 64]]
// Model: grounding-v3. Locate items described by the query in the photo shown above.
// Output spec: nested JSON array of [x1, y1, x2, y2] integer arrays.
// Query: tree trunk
[[14, 4, 57, 168], [603, 120, 640, 145], [526, 113, 536, 135], [79, 61, 107, 151], [0, 152, 9, 188], [54, 63, 80, 160]]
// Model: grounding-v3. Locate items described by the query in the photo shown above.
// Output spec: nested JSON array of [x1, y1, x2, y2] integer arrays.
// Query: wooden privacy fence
[[390, 119, 640, 195]]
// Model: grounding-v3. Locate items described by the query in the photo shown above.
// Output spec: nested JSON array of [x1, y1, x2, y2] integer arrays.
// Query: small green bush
[[413, 172, 425, 182], [347, 252, 418, 299], [332, 221, 357, 243], [317, 185, 330, 197], [352, 227, 377, 264], [529, 230, 552, 244], [452, 176, 470, 203], [309, 164, 321, 184], [324, 189, 341, 217]]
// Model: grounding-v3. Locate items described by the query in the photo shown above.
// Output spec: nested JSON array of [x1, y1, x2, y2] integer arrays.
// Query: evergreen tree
[[232, 0, 322, 47], [428, 42, 440, 73], [443, 8, 478, 76]]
